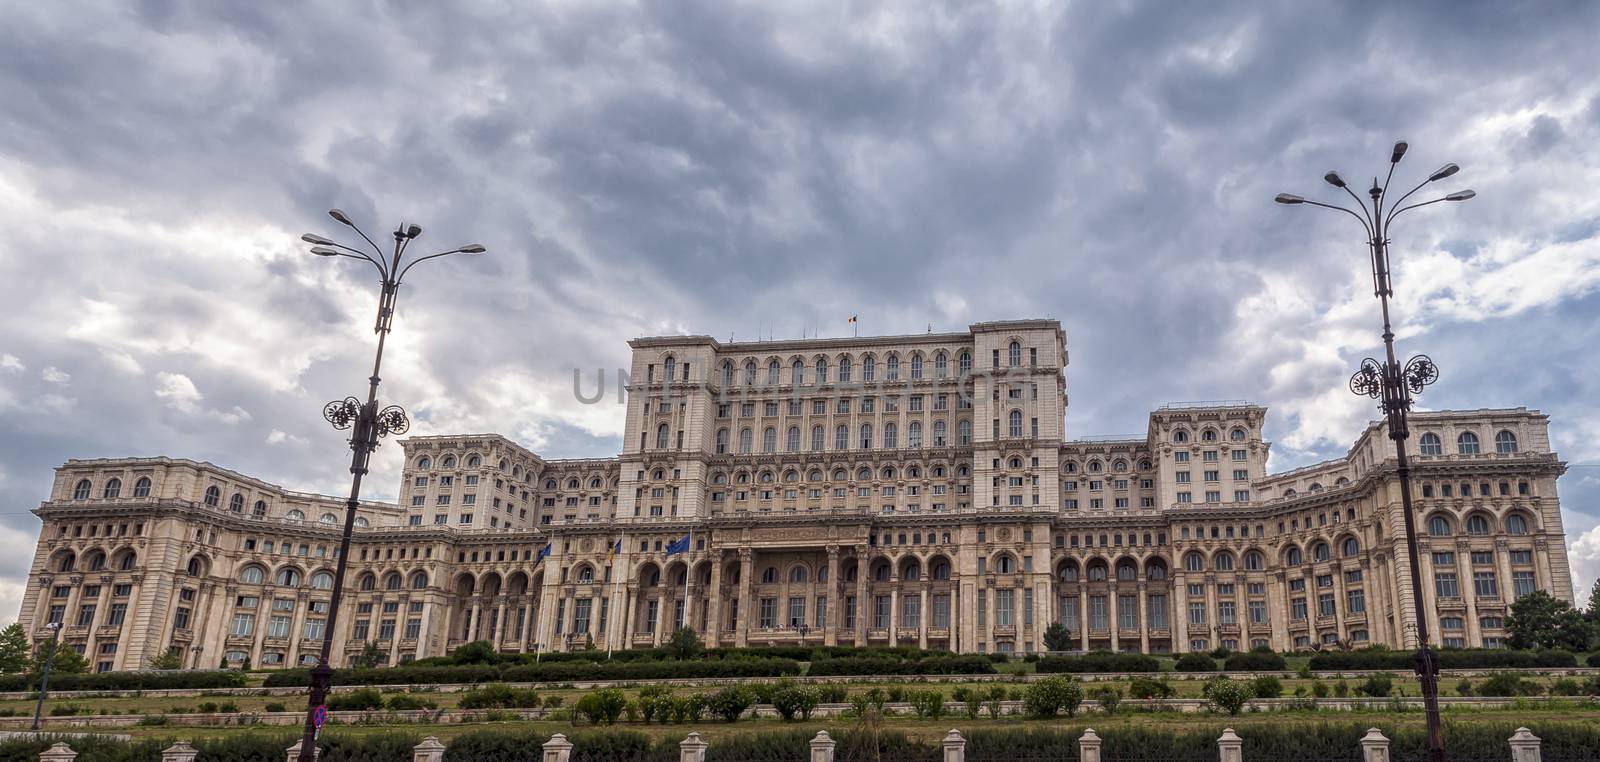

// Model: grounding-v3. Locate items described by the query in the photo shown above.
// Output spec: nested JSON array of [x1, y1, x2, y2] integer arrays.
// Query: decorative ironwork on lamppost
[[296, 211, 485, 762], [31, 620, 63, 731], [1276, 140, 1473, 762]]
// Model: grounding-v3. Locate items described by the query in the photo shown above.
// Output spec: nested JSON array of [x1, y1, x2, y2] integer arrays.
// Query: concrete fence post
[[1079, 728, 1102, 762], [942, 729, 966, 762], [680, 732, 708, 762], [542, 734, 573, 762], [412, 736, 446, 762], [810, 730, 836, 762], [1359, 728, 1390, 762], [161, 741, 198, 762], [38, 743, 76, 762], [1508, 727, 1541, 762], [1217, 728, 1242, 762], [285, 741, 316, 762]]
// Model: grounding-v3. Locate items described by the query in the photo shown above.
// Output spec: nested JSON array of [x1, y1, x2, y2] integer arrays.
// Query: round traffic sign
[[312, 705, 328, 728]]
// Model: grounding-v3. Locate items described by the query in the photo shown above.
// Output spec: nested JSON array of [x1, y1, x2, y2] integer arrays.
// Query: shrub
[[1311, 680, 1329, 699], [1203, 677, 1253, 715], [1333, 681, 1349, 698], [1475, 672, 1542, 697], [1129, 676, 1176, 699], [1588, 653, 1600, 668], [1175, 653, 1218, 672], [707, 685, 753, 722], [771, 683, 820, 721], [1309, 647, 1577, 671], [136, 714, 169, 726], [543, 696, 564, 709], [1023, 675, 1084, 718], [1357, 673, 1394, 698], [0, 668, 251, 692], [1036, 651, 1161, 673], [573, 689, 627, 725], [386, 694, 438, 711], [1549, 678, 1584, 696], [815, 685, 848, 703], [458, 684, 543, 710], [1455, 679, 1474, 697], [1251, 675, 1283, 699], [326, 688, 385, 712], [48, 704, 85, 717], [195, 702, 218, 714], [265, 702, 288, 713], [1092, 685, 1122, 714], [986, 685, 1007, 718], [1224, 651, 1287, 671], [636, 685, 673, 723], [909, 690, 946, 719]]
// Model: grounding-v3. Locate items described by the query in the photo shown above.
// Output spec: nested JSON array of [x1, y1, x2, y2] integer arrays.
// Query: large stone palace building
[[18, 320, 1575, 671]]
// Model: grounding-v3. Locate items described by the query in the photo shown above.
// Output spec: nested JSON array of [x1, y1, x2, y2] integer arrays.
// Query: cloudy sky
[[2, 1, 1599, 622]]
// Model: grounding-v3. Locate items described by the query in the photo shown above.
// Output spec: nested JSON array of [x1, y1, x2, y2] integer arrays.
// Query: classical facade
[[17, 319, 1574, 671]]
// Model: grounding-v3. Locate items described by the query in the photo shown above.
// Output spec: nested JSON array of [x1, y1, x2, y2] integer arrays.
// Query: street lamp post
[[31, 621, 63, 732], [1276, 140, 1474, 762], [295, 211, 485, 762]]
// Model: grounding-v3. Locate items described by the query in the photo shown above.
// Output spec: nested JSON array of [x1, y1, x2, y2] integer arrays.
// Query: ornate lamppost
[[1276, 140, 1474, 762], [31, 621, 63, 731], [295, 211, 484, 762]]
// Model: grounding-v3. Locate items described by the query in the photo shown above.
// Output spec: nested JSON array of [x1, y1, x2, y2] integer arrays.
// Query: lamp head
[[1274, 193, 1305, 205], [1428, 163, 1460, 182], [309, 246, 342, 257], [1444, 190, 1476, 201], [405, 224, 423, 239], [328, 208, 354, 226], [301, 233, 334, 246], [1390, 140, 1409, 164], [1324, 171, 1346, 188], [458, 244, 487, 254]]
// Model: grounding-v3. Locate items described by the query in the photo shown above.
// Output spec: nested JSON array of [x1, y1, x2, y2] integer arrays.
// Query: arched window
[[1312, 542, 1330, 562], [577, 565, 594, 584], [320, 513, 337, 525], [835, 424, 849, 450], [1466, 515, 1490, 535], [1201, 429, 1218, 442], [839, 356, 852, 383], [358, 573, 376, 591], [72, 479, 92, 500], [240, 566, 266, 584], [903, 563, 921, 582], [744, 360, 757, 384], [1087, 563, 1107, 582], [860, 423, 873, 449], [910, 354, 923, 380], [1495, 431, 1518, 454], [908, 421, 923, 448], [995, 554, 1015, 574], [118, 552, 137, 570], [815, 357, 828, 382], [886, 354, 900, 380], [721, 361, 734, 385], [1173, 429, 1189, 444], [738, 428, 753, 454], [789, 566, 809, 583], [133, 477, 151, 497], [1285, 547, 1304, 566], [276, 568, 301, 586], [932, 420, 947, 446], [1457, 432, 1480, 455], [810, 425, 825, 451], [411, 572, 429, 589], [103, 478, 121, 499], [1231, 428, 1246, 441], [656, 423, 669, 449], [663, 356, 675, 382], [1008, 410, 1023, 438], [862, 355, 876, 381], [85, 551, 106, 571], [767, 360, 781, 385], [1184, 552, 1204, 572], [253, 500, 267, 517], [203, 486, 220, 507], [762, 567, 778, 584], [958, 352, 972, 375], [762, 427, 777, 453], [355, 517, 369, 528], [385, 573, 403, 590], [1428, 515, 1451, 536], [467, 454, 481, 468], [715, 428, 729, 454], [792, 358, 805, 385], [1505, 514, 1529, 535], [1418, 433, 1442, 455], [1342, 537, 1360, 557], [787, 426, 801, 452], [417, 456, 432, 469], [442, 455, 456, 469], [1147, 562, 1168, 580], [957, 419, 972, 445], [311, 572, 334, 590], [184, 556, 204, 576], [1243, 551, 1264, 571], [1008, 341, 1021, 366], [286, 509, 304, 522], [1058, 564, 1079, 582], [934, 352, 948, 378], [1116, 560, 1137, 580], [883, 422, 898, 449], [229, 493, 244, 512], [1214, 552, 1235, 571]]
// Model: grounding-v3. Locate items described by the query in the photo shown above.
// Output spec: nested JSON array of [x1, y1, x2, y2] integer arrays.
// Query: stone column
[[1359, 728, 1389, 762], [1108, 590, 1120, 651], [542, 734, 573, 762], [919, 587, 930, 650], [941, 729, 965, 762], [809, 731, 835, 762], [736, 550, 754, 647], [854, 549, 869, 645], [680, 732, 708, 762], [1172, 575, 1188, 648], [468, 601, 482, 642], [622, 589, 637, 647], [1138, 583, 1150, 653], [1267, 572, 1288, 650], [1493, 539, 1515, 611], [1203, 573, 1218, 647], [1217, 728, 1242, 762], [1078, 729, 1101, 762], [519, 598, 536, 652], [411, 737, 445, 762], [706, 558, 724, 647], [824, 547, 840, 646], [1077, 588, 1089, 647], [1508, 727, 1541, 762], [888, 582, 899, 647], [494, 600, 509, 649]]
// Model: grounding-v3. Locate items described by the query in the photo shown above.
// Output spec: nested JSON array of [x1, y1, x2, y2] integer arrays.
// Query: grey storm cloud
[[4, 0, 1600, 616]]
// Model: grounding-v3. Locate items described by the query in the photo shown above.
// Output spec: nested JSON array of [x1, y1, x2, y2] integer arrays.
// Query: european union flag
[[535, 544, 552, 563], [665, 534, 690, 555]]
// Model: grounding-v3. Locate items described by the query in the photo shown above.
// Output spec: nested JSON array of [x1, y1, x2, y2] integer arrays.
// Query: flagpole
[[608, 533, 621, 659], [683, 527, 692, 631]]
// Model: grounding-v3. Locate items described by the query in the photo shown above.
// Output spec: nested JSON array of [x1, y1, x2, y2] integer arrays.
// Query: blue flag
[[535, 544, 552, 563], [665, 534, 690, 555]]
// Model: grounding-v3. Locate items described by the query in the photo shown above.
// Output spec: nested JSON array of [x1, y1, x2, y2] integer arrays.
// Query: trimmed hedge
[[1224, 651, 1288, 671], [1307, 648, 1576, 671], [805, 655, 996, 676], [0, 669, 249, 692], [1174, 653, 1219, 672], [263, 659, 799, 688], [1035, 651, 1161, 673], [0, 732, 422, 762], [1588, 653, 1600, 668]]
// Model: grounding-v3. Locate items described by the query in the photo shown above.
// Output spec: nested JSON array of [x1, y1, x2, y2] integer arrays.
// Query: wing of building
[[19, 319, 1572, 671]]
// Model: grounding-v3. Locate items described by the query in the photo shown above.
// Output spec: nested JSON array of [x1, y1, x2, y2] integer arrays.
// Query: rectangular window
[[1435, 572, 1460, 599], [875, 595, 891, 628], [844, 596, 857, 629], [404, 619, 421, 639], [1317, 594, 1335, 617], [1148, 594, 1167, 629], [901, 595, 921, 628], [1248, 600, 1266, 624], [1473, 571, 1499, 599], [574, 598, 593, 633], [1118, 594, 1138, 629], [268, 615, 291, 638], [1290, 598, 1307, 620], [977, 591, 987, 627], [1090, 595, 1109, 630], [760, 598, 777, 628], [378, 619, 396, 640], [1188, 601, 1206, 625], [995, 589, 1013, 626], [1513, 571, 1536, 598], [231, 613, 255, 637], [1347, 589, 1365, 613]]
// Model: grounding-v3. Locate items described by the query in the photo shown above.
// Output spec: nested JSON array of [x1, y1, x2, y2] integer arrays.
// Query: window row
[[713, 421, 973, 454], [1417, 430, 1519, 456]]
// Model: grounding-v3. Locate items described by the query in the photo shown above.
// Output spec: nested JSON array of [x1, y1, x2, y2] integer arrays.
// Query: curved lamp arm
[[1387, 191, 1475, 225], [1297, 198, 1375, 239], [308, 245, 388, 279], [396, 246, 486, 284]]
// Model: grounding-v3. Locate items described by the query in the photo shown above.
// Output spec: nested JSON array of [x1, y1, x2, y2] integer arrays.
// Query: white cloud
[[1570, 523, 1600, 608], [266, 429, 308, 446], [101, 350, 143, 375], [40, 366, 70, 384], [0, 355, 21, 374], [154, 371, 202, 414]]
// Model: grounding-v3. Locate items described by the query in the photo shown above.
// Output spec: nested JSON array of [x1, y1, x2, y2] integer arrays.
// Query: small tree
[[707, 685, 754, 722], [1506, 590, 1593, 651], [240, 655, 251, 671], [1204, 677, 1252, 715], [147, 648, 184, 671], [355, 642, 384, 669], [1024, 675, 1084, 718], [1357, 673, 1394, 698], [1092, 685, 1122, 715], [771, 684, 819, 721], [1043, 623, 1074, 652], [0, 624, 31, 673], [574, 688, 628, 724], [1251, 675, 1283, 699], [665, 627, 704, 661], [35, 641, 89, 675]]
